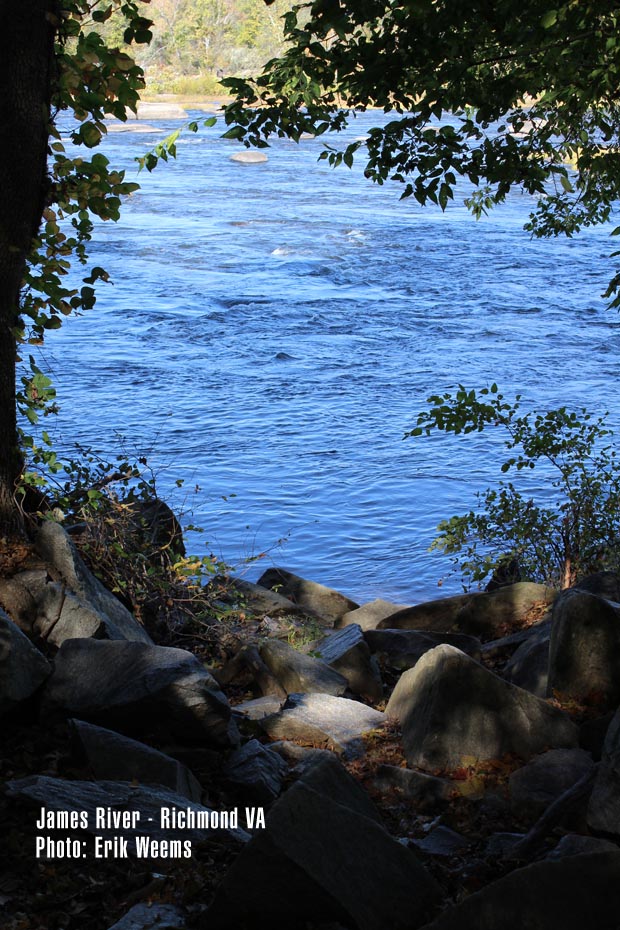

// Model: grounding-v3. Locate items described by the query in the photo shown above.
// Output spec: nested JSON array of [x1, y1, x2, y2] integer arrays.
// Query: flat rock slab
[[232, 695, 284, 721], [315, 625, 383, 701], [0, 609, 51, 716], [337, 598, 409, 632], [418, 852, 620, 930], [69, 719, 203, 802], [209, 773, 441, 930], [410, 826, 469, 858], [365, 629, 481, 670], [107, 903, 186, 929], [230, 150, 268, 164], [257, 568, 359, 625], [509, 748, 595, 818], [260, 693, 385, 759], [5, 776, 250, 846], [260, 638, 348, 696], [43, 638, 238, 747], [548, 589, 620, 708], [386, 645, 578, 771], [35, 522, 152, 644]]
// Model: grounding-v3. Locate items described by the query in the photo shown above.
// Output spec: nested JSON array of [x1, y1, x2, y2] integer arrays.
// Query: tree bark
[[0, 0, 55, 536]]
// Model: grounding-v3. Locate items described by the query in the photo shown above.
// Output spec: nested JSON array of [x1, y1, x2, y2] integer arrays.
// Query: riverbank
[[3, 507, 620, 929]]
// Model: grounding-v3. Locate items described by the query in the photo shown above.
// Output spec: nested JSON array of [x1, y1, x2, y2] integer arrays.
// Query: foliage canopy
[[223, 0, 620, 301]]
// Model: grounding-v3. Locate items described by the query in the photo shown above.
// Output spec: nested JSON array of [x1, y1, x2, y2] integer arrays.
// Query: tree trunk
[[0, 0, 55, 537]]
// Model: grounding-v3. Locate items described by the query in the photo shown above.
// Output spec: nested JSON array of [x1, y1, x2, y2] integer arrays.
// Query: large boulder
[[259, 639, 348, 696], [454, 582, 556, 636], [547, 589, 620, 708], [34, 583, 148, 646], [42, 638, 238, 747], [256, 568, 359, 625], [0, 609, 51, 716], [223, 739, 288, 806], [588, 706, 620, 835], [208, 759, 441, 930], [315, 625, 383, 701], [34, 521, 152, 644], [418, 852, 620, 930], [386, 645, 578, 771], [337, 598, 409, 632], [376, 593, 473, 633], [69, 719, 203, 802], [364, 629, 481, 670], [508, 748, 595, 818], [260, 692, 385, 759], [503, 617, 553, 697]]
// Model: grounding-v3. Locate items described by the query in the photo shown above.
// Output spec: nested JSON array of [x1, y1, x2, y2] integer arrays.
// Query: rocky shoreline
[[3, 517, 620, 928]]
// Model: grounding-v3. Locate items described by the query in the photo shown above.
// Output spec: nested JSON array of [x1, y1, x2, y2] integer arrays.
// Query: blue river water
[[40, 109, 620, 604]]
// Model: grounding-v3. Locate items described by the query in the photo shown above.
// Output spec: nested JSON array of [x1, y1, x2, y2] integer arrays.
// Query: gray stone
[[418, 852, 620, 930], [43, 638, 238, 747], [230, 150, 268, 164], [315, 625, 383, 701], [268, 741, 335, 772], [410, 826, 469, 858], [257, 568, 359, 625], [376, 593, 473, 632], [34, 583, 148, 645], [107, 903, 186, 930], [503, 618, 552, 696], [386, 645, 578, 771], [260, 692, 385, 759], [69, 719, 203, 802], [5, 775, 249, 846], [223, 739, 288, 806], [217, 576, 302, 616], [365, 629, 481, 670], [574, 571, 620, 601], [371, 765, 455, 811], [0, 571, 48, 633], [337, 598, 409, 632], [35, 521, 152, 644], [297, 755, 383, 824], [232, 695, 284, 721], [260, 638, 348, 696], [209, 778, 441, 930], [509, 748, 595, 818], [0, 609, 51, 715], [454, 582, 556, 636], [484, 832, 526, 858], [546, 833, 619, 859], [548, 589, 620, 709]]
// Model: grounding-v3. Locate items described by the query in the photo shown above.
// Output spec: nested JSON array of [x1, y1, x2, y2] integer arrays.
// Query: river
[[40, 109, 620, 604]]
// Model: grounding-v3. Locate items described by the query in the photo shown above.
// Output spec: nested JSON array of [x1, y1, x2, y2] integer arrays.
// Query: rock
[[579, 711, 614, 760], [127, 497, 186, 560], [232, 695, 285, 721], [260, 639, 348, 696], [480, 627, 540, 661], [365, 629, 481, 670], [484, 832, 526, 858], [230, 150, 268, 164], [0, 570, 48, 632], [257, 568, 359, 625], [223, 739, 288, 806], [107, 903, 187, 930], [260, 692, 385, 759], [547, 589, 620, 708], [376, 593, 473, 632], [503, 617, 552, 696], [588, 707, 620, 835], [69, 719, 203, 802], [0, 609, 51, 716], [410, 825, 469, 858], [386, 645, 578, 771], [216, 576, 302, 616], [35, 521, 152, 645], [34, 583, 149, 645], [136, 102, 187, 119], [315, 625, 383, 700], [574, 570, 620, 601], [509, 748, 595, 818], [417, 852, 620, 930], [454, 582, 556, 636], [546, 834, 619, 859], [371, 765, 455, 811], [105, 121, 164, 134], [337, 598, 409, 632], [208, 772, 441, 929], [43, 638, 238, 747], [297, 755, 383, 823], [268, 741, 334, 772], [5, 775, 249, 846]]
